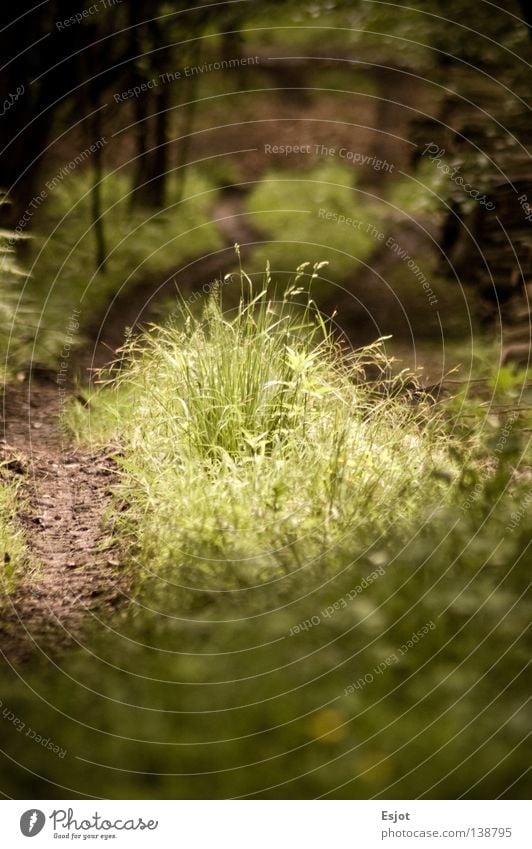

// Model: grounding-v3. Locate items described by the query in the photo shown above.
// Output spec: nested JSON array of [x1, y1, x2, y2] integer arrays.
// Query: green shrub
[[2, 267, 529, 801]]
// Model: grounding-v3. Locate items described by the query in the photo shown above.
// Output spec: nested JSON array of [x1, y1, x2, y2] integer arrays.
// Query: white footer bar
[[2, 800, 530, 848]]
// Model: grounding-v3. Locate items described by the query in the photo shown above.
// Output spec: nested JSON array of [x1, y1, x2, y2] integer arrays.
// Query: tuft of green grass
[[67, 261, 459, 587], [16, 168, 222, 370]]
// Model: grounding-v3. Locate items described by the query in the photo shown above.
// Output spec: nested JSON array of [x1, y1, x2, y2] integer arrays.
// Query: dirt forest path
[[1, 382, 123, 662], [0, 194, 263, 664]]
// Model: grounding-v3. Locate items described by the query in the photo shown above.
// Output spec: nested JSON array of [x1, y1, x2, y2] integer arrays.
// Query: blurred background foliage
[[0, 0, 530, 375]]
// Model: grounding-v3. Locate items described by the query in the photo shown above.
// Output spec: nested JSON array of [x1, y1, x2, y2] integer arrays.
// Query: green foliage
[[243, 1, 434, 64], [1, 0, 530, 802], [0, 224, 28, 382], [385, 160, 443, 218], [1, 438, 529, 798], [246, 163, 379, 284], [20, 168, 222, 369]]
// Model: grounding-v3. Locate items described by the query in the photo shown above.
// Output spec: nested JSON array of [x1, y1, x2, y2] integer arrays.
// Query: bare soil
[[1, 379, 125, 663]]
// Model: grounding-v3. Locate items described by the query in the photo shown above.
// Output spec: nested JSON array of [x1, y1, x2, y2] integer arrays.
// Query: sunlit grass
[[67, 260, 460, 586]]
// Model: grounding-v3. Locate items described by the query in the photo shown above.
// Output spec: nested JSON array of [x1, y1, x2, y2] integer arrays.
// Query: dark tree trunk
[[175, 60, 202, 206], [0, 1, 131, 232], [89, 107, 107, 273], [130, 90, 153, 210], [360, 66, 417, 194], [147, 83, 170, 208], [135, 84, 170, 209]]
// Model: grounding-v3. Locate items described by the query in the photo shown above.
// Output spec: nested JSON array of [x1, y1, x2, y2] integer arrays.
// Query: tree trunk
[[175, 60, 202, 206], [89, 107, 106, 273]]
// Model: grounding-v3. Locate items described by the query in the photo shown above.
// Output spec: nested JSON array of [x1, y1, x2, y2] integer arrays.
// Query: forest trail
[[0, 193, 262, 663], [0, 380, 124, 662]]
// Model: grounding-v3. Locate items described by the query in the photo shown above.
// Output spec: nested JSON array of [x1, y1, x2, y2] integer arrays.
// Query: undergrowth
[[245, 163, 378, 284], [15, 168, 222, 370], [0, 221, 27, 383]]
